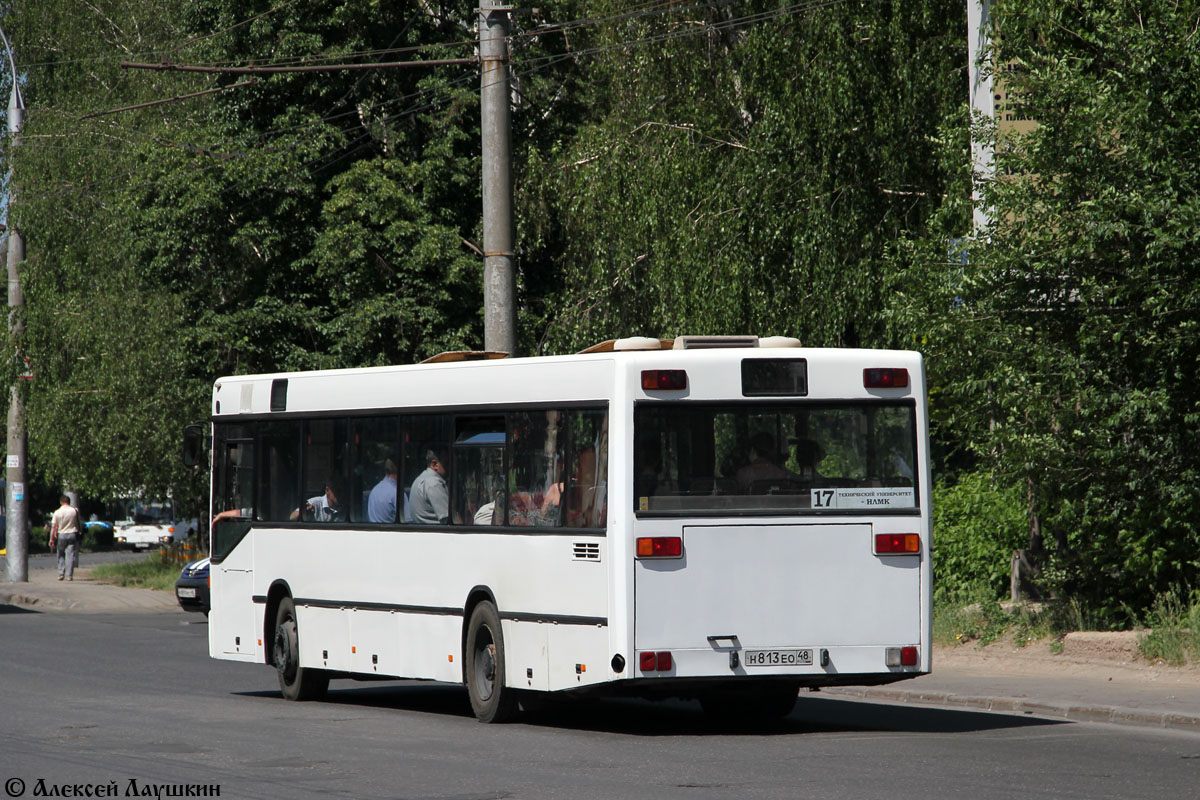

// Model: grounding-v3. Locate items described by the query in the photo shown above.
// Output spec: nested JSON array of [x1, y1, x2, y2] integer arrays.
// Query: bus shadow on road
[[242, 682, 1067, 736], [0, 603, 39, 615], [512, 696, 1067, 736]]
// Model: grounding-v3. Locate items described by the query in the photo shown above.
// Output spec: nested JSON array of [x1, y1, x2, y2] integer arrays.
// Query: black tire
[[700, 682, 799, 721], [273, 596, 329, 701], [464, 601, 519, 723]]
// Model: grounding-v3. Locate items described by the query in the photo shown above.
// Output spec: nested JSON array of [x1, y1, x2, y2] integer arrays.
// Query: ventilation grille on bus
[[573, 542, 601, 562]]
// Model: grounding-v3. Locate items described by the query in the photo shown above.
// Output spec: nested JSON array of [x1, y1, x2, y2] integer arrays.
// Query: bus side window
[[508, 410, 565, 527], [215, 423, 255, 520], [259, 421, 301, 522], [352, 417, 399, 524], [452, 417, 506, 526], [401, 415, 453, 525], [300, 419, 349, 523], [565, 409, 608, 528]]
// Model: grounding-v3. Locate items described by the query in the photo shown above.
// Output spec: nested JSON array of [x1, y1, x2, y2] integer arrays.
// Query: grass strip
[[90, 556, 181, 592]]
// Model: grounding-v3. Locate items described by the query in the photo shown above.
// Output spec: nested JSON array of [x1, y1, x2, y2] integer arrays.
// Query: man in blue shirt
[[367, 459, 398, 523]]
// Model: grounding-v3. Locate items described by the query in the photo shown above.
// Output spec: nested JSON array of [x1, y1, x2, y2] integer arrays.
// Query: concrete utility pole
[[1, 24, 27, 582], [479, 0, 517, 356], [967, 0, 994, 231]]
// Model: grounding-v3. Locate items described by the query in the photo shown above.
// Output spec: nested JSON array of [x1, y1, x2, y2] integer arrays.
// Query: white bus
[[109, 492, 198, 549], [191, 335, 931, 722]]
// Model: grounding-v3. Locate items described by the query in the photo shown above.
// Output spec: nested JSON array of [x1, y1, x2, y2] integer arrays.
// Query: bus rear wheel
[[465, 601, 519, 723], [273, 596, 329, 701]]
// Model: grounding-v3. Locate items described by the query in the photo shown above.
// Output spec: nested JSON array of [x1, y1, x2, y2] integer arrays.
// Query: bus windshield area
[[108, 498, 175, 525], [634, 402, 918, 514]]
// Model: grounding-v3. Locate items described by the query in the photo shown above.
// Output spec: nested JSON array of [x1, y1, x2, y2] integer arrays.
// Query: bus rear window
[[634, 402, 918, 514]]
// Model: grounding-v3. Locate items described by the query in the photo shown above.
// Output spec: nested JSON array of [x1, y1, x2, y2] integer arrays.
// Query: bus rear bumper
[[630, 644, 928, 680], [564, 670, 926, 701]]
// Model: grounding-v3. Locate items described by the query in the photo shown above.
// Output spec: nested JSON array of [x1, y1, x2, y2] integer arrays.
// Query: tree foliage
[[3, 0, 967, 511], [521, 0, 966, 352], [910, 0, 1200, 621], [4, 0, 487, 506], [26, 1, 1172, 623]]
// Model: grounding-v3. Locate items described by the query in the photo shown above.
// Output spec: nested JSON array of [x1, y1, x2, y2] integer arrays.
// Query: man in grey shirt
[[409, 450, 449, 524]]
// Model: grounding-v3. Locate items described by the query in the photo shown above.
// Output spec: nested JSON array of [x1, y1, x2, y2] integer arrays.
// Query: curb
[[0, 586, 84, 611], [0, 588, 49, 607], [822, 685, 1200, 733]]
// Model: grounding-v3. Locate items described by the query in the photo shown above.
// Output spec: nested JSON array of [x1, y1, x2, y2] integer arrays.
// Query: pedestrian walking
[[48, 495, 82, 581]]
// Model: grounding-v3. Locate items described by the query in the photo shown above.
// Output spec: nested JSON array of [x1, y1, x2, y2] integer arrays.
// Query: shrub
[[933, 472, 1027, 604]]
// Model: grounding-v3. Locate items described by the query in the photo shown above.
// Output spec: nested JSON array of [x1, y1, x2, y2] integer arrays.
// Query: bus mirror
[[182, 424, 206, 468]]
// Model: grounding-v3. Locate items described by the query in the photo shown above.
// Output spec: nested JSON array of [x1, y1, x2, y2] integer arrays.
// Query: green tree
[[5, 0, 487, 503], [923, 1, 1200, 621], [520, 0, 967, 353]]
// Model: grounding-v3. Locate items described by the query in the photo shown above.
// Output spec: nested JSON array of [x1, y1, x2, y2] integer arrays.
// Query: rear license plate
[[177, 588, 197, 599], [743, 649, 813, 667]]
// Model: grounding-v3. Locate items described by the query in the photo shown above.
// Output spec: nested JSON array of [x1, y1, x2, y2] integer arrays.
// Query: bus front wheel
[[465, 601, 519, 723], [273, 596, 329, 701]]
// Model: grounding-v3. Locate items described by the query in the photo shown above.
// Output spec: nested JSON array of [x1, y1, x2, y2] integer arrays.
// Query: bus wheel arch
[[460, 585, 499, 676], [461, 587, 518, 723], [266, 582, 328, 700], [262, 580, 293, 667]]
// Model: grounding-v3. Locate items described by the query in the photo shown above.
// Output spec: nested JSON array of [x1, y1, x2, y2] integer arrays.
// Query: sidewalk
[[0, 565, 178, 613], [824, 638, 1200, 733], [3, 570, 1200, 733]]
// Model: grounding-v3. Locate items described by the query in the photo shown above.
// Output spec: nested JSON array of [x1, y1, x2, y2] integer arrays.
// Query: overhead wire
[[21, 0, 853, 203]]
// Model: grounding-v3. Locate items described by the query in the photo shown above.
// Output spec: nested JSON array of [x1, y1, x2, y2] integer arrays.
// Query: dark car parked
[[175, 557, 210, 616]]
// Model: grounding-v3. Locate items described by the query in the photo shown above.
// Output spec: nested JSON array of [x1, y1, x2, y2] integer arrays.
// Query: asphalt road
[[2, 610, 1199, 800]]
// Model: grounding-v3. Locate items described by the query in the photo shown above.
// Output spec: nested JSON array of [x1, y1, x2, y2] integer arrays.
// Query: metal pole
[[479, 0, 517, 356], [1, 24, 27, 582]]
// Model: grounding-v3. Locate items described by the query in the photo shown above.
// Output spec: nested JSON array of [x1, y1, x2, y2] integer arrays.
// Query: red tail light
[[864, 368, 909, 389], [638, 651, 673, 672], [637, 536, 682, 558], [641, 370, 687, 391], [901, 646, 918, 666], [875, 533, 920, 554]]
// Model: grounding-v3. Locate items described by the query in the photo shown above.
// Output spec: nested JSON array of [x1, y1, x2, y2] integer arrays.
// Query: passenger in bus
[[635, 439, 662, 500], [889, 447, 914, 482], [473, 475, 504, 525], [540, 461, 566, 521], [570, 447, 606, 527], [474, 489, 505, 525], [367, 459, 399, 523], [736, 432, 791, 492], [291, 481, 343, 522], [409, 450, 450, 524], [791, 438, 828, 484]]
